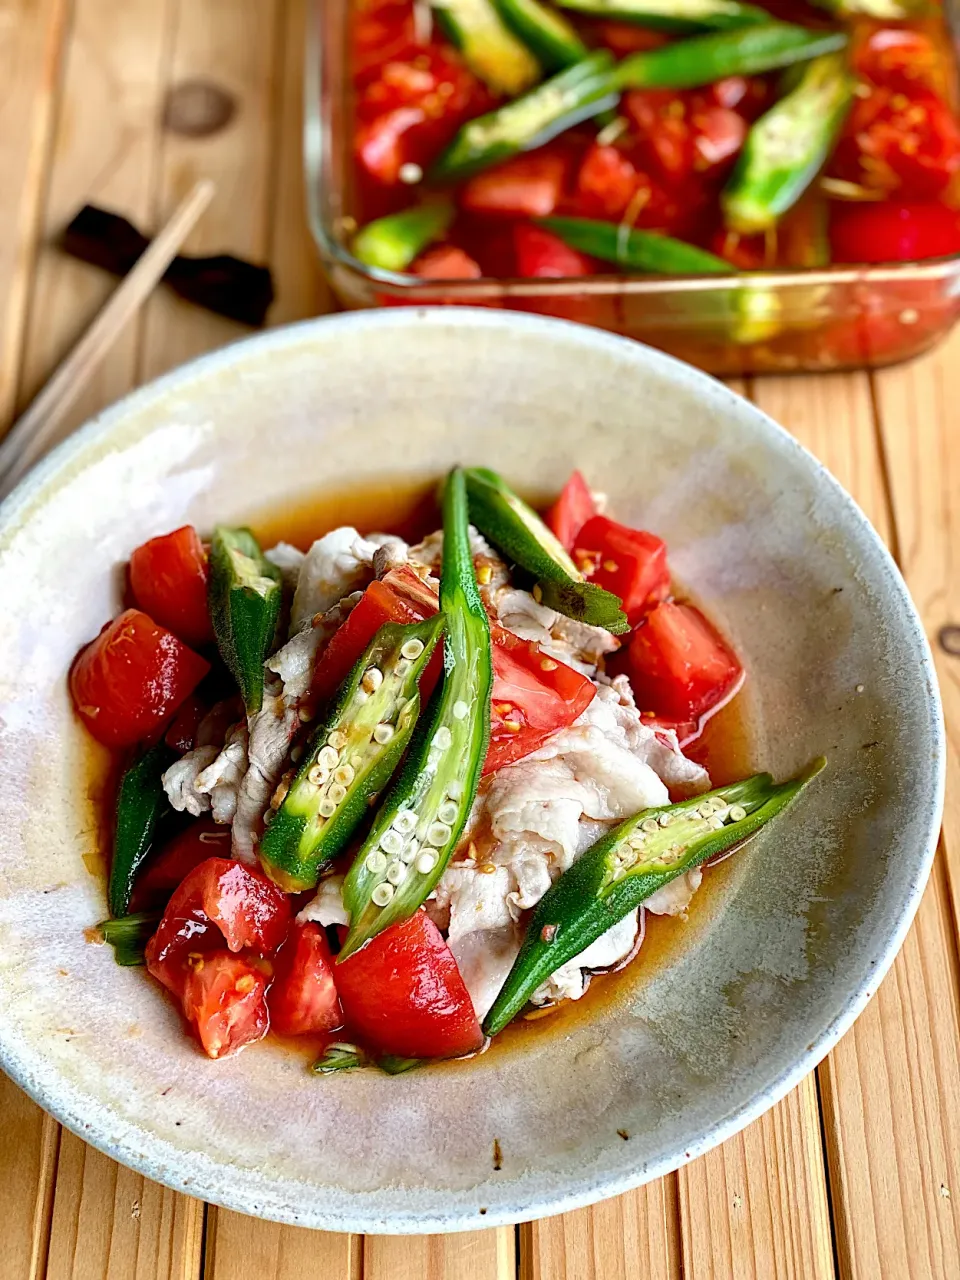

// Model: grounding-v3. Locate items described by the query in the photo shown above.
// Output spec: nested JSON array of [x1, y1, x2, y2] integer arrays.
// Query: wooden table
[[2, 2, 960, 1277]]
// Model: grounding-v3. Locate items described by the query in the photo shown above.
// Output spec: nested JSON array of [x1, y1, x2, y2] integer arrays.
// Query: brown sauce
[[88, 474, 755, 1065]]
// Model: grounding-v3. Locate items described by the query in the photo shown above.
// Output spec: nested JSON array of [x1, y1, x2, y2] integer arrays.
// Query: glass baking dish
[[304, 0, 960, 375]]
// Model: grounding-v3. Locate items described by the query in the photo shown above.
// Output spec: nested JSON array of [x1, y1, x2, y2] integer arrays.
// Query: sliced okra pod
[[259, 614, 446, 892], [431, 51, 618, 181], [494, 0, 589, 70], [463, 466, 629, 633], [339, 468, 493, 959], [208, 526, 283, 715], [484, 758, 826, 1035], [539, 215, 734, 275], [554, 0, 773, 33], [97, 911, 163, 967], [434, 0, 542, 95], [108, 740, 176, 918], [722, 53, 855, 234], [613, 23, 848, 91], [352, 202, 455, 273]]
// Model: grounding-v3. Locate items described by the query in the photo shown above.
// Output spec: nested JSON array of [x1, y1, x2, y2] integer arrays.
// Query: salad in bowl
[[75, 463, 821, 1071]]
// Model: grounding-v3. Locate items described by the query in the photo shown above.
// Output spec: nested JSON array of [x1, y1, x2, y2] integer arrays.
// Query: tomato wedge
[[513, 223, 595, 278], [129, 526, 213, 648], [485, 629, 596, 774], [180, 951, 270, 1059], [269, 922, 343, 1036], [335, 910, 482, 1059], [461, 153, 568, 219], [311, 569, 443, 703], [627, 600, 743, 726], [830, 201, 960, 264], [572, 516, 669, 626], [413, 245, 483, 278], [146, 857, 291, 996], [545, 470, 597, 551], [131, 820, 232, 912], [831, 86, 960, 198], [70, 609, 210, 749]]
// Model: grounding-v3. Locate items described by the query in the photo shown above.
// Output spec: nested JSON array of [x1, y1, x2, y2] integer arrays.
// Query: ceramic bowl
[[0, 309, 943, 1233]]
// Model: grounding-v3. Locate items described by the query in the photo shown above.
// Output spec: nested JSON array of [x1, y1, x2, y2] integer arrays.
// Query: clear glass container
[[305, 0, 960, 375]]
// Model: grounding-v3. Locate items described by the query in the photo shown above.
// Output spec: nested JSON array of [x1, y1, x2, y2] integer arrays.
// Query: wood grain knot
[[163, 80, 236, 137], [937, 624, 960, 656]]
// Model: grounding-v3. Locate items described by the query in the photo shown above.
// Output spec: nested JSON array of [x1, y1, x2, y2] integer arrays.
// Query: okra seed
[[400, 638, 425, 660], [351, 754, 362, 769], [416, 851, 438, 874], [447, 779, 465, 800], [334, 764, 355, 786], [319, 798, 337, 819], [307, 765, 328, 786], [362, 667, 384, 694], [709, 816, 725, 831], [328, 731, 348, 750], [386, 861, 407, 886], [479, 862, 497, 875], [728, 804, 747, 822], [433, 726, 453, 750], [365, 851, 388, 874], [452, 700, 469, 720], [317, 745, 339, 770], [427, 822, 452, 847], [395, 659, 411, 677], [393, 809, 418, 835], [374, 722, 395, 744], [298, 706, 315, 723], [372, 883, 395, 907], [658, 812, 674, 827], [355, 689, 370, 704], [641, 818, 660, 834], [263, 808, 275, 826], [427, 750, 441, 772], [438, 800, 459, 825], [398, 162, 423, 184], [401, 840, 420, 864], [327, 783, 346, 806], [381, 829, 404, 857]]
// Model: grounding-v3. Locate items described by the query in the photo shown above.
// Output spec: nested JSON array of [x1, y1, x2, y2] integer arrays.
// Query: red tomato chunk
[[513, 223, 595, 278], [573, 516, 669, 626], [627, 601, 743, 726], [545, 470, 597, 551], [335, 910, 483, 1059], [413, 244, 483, 278], [131, 819, 232, 913], [461, 153, 569, 219], [485, 628, 596, 775], [70, 609, 210, 749], [129, 525, 213, 648], [830, 200, 960, 264], [146, 857, 291, 1058], [269, 922, 343, 1037], [181, 951, 271, 1061]]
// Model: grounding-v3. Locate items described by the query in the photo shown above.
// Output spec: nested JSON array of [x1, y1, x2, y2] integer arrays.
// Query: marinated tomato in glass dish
[[340, 0, 960, 367], [77, 470, 822, 1071]]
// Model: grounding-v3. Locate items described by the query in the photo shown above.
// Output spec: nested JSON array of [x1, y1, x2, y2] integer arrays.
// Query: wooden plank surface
[[521, 1179, 681, 1280], [754, 367, 960, 1280]]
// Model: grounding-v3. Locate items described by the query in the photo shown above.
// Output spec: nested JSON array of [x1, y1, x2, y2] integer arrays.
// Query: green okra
[[339, 469, 493, 959], [539, 216, 734, 275], [208, 526, 282, 716], [108, 741, 176, 918], [463, 466, 630, 632], [484, 759, 826, 1035], [722, 53, 855, 234], [259, 615, 445, 893], [352, 202, 455, 273], [554, 0, 773, 33]]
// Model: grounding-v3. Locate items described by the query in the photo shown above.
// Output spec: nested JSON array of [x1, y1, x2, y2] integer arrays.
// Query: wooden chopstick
[[0, 179, 215, 500]]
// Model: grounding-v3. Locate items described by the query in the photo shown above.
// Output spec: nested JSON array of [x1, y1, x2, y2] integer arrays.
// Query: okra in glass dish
[[307, 0, 960, 372], [76, 467, 822, 1070]]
